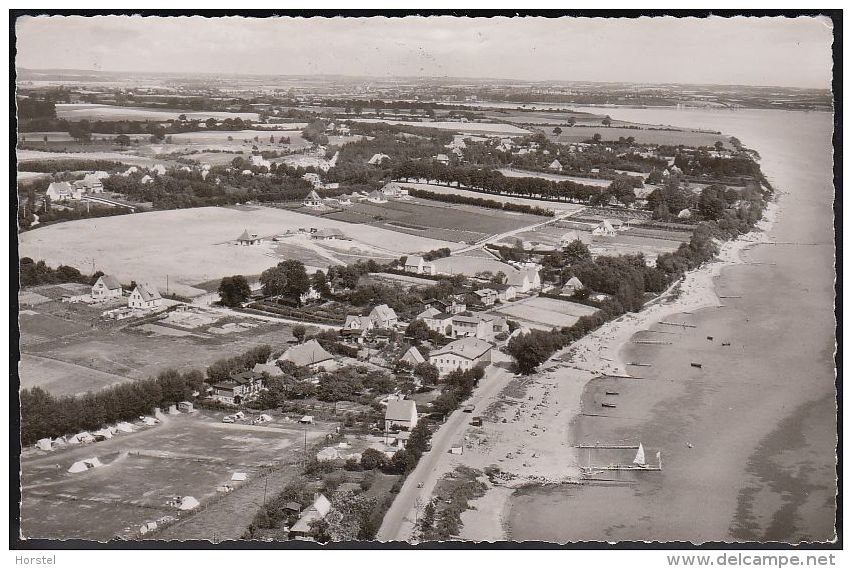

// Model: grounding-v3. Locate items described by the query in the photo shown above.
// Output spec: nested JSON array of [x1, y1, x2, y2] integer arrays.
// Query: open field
[[498, 168, 613, 187], [17, 149, 162, 167], [552, 126, 729, 147], [20, 411, 332, 541], [322, 198, 546, 244], [18, 205, 460, 297], [398, 181, 586, 214], [348, 118, 531, 135], [55, 103, 260, 122], [19, 301, 302, 396], [489, 296, 598, 330]]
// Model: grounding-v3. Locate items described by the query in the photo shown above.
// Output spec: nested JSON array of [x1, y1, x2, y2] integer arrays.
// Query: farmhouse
[[399, 346, 426, 366], [592, 220, 617, 236], [303, 190, 324, 208], [435, 154, 450, 165], [91, 274, 123, 301], [45, 181, 82, 202], [429, 337, 493, 377], [236, 229, 262, 246], [230, 370, 265, 396], [303, 172, 322, 188], [384, 399, 418, 432], [548, 159, 563, 172], [369, 304, 399, 329], [279, 339, 338, 371], [212, 382, 251, 405], [127, 284, 162, 310], [380, 182, 409, 198], [311, 228, 347, 240], [366, 190, 387, 204], [404, 255, 435, 275], [424, 297, 466, 315], [344, 315, 374, 332], [506, 267, 542, 293], [420, 310, 454, 335], [252, 362, 285, 377], [561, 276, 585, 296]]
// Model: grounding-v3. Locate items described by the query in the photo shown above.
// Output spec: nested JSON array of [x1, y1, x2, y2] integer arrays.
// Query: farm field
[[18, 301, 302, 396], [18, 205, 461, 297], [515, 224, 689, 262], [398, 182, 586, 214], [489, 296, 598, 330], [325, 198, 546, 244], [498, 168, 612, 187], [348, 118, 531, 135], [20, 412, 332, 541], [55, 103, 260, 122], [551, 126, 729, 147], [17, 149, 163, 167]]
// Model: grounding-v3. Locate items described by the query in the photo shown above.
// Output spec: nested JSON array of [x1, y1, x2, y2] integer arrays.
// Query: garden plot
[[20, 412, 331, 541], [490, 296, 598, 330]]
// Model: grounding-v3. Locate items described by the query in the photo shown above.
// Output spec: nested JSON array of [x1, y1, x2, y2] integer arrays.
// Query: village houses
[[384, 399, 418, 432], [278, 339, 338, 371], [369, 304, 399, 329], [91, 274, 123, 301], [127, 283, 162, 310], [404, 255, 435, 275]]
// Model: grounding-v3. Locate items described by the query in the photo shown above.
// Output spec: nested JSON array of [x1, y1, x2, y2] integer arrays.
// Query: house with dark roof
[[236, 229, 262, 246], [369, 304, 399, 329], [303, 190, 324, 208], [278, 339, 338, 371], [91, 275, 123, 301]]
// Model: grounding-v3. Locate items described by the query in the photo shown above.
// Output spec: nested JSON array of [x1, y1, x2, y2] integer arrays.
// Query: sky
[[15, 15, 834, 89]]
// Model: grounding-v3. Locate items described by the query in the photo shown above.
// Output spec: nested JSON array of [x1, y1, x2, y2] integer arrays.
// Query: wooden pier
[[660, 321, 697, 328]]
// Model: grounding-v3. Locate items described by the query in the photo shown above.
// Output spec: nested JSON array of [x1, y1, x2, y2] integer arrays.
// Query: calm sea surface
[[508, 108, 836, 543]]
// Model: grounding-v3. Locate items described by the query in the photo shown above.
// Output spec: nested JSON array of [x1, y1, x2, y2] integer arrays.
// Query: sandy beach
[[453, 109, 834, 543]]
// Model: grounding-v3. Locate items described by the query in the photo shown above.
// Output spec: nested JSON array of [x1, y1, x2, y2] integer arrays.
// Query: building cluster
[[301, 182, 409, 210]]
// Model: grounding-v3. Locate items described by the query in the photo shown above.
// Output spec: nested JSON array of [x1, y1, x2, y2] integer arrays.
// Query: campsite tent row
[[35, 416, 162, 452]]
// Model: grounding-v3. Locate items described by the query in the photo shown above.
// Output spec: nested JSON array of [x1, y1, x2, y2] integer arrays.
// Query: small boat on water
[[690, 362, 703, 368], [633, 443, 647, 467], [602, 402, 617, 409]]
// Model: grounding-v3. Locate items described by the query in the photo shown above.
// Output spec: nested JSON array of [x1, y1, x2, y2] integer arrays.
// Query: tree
[[311, 270, 331, 298], [602, 116, 612, 127], [68, 120, 92, 143], [218, 275, 251, 307], [563, 239, 592, 266], [553, 126, 563, 137], [259, 260, 310, 298], [115, 134, 131, 146], [406, 319, 431, 342], [414, 362, 439, 385], [360, 448, 389, 470], [292, 324, 307, 343]]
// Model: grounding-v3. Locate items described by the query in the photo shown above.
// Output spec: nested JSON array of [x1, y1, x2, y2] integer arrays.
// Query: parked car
[[222, 416, 235, 423], [462, 405, 475, 413]]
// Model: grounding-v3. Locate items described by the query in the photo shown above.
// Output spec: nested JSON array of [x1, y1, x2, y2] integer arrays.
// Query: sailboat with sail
[[633, 443, 647, 467]]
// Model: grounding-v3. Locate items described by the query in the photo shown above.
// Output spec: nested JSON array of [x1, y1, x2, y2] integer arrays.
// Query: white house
[[45, 181, 82, 202], [471, 288, 498, 307], [140, 175, 154, 185], [303, 172, 322, 188], [435, 154, 450, 165], [91, 274, 122, 301], [369, 304, 399, 329], [404, 256, 435, 275], [128, 284, 162, 310], [399, 346, 426, 367], [560, 230, 592, 248], [303, 190, 324, 208], [561, 276, 585, 296], [344, 315, 374, 331], [450, 314, 494, 341], [592, 220, 617, 236], [549, 159, 563, 172], [429, 337, 493, 377], [492, 283, 518, 302], [151, 164, 167, 176], [290, 494, 332, 538], [506, 267, 542, 293], [384, 399, 418, 431]]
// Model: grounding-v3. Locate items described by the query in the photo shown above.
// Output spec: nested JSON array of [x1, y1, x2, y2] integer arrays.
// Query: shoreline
[[455, 197, 781, 543]]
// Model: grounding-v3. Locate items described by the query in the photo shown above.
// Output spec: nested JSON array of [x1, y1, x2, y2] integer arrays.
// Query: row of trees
[[20, 369, 205, 445], [19, 258, 98, 288], [407, 188, 554, 216]]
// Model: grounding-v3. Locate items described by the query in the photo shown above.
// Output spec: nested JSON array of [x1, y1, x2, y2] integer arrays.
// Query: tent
[[36, 438, 52, 451], [73, 431, 94, 443], [259, 414, 273, 422], [139, 522, 158, 535], [115, 422, 135, 433], [177, 496, 200, 511], [94, 429, 113, 439], [231, 472, 247, 482], [68, 457, 103, 473], [141, 417, 158, 426]]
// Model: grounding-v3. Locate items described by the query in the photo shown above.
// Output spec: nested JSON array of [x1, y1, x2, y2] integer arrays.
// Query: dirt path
[[451, 209, 581, 255]]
